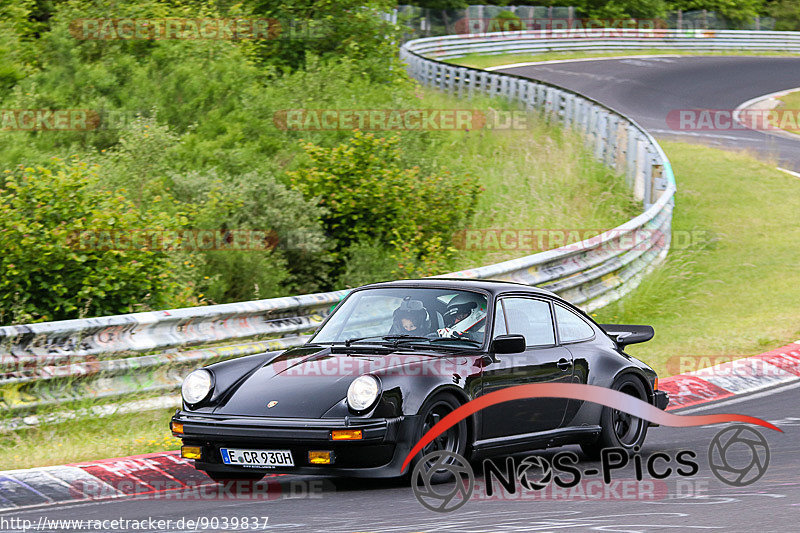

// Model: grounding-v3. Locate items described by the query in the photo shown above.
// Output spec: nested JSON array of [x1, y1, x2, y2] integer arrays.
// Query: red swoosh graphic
[[401, 383, 781, 473]]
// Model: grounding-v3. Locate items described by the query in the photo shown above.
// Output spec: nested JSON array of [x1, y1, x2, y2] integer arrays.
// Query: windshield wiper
[[343, 334, 430, 347], [340, 335, 482, 351], [427, 337, 483, 347], [383, 334, 430, 345], [342, 335, 385, 347]]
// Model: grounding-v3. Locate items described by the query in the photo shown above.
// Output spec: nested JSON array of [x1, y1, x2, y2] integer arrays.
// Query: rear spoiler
[[599, 324, 654, 348]]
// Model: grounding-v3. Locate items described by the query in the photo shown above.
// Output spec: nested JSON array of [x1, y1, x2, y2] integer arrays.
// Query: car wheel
[[205, 471, 265, 483], [581, 374, 649, 460], [411, 393, 468, 484]]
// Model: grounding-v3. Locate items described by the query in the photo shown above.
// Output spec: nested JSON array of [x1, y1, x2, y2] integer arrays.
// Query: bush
[[288, 131, 481, 279], [487, 11, 525, 32], [0, 160, 191, 323], [769, 0, 800, 30], [98, 119, 332, 302], [177, 170, 332, 301]]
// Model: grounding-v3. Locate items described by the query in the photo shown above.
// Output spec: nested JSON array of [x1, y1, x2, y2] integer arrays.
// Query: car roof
[[359, 278, 559, 298]]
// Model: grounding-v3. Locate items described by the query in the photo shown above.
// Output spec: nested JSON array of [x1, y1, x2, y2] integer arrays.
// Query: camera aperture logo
[[708, 425, 770, 486]]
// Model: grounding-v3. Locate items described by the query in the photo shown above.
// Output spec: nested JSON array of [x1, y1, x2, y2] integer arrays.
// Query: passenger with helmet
[[389, 298, 429, 335]]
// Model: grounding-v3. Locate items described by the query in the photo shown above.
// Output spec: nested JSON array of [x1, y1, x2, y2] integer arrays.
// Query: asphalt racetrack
[[499, 56, 800, 171], [3, 382, 799, 532], [3, 56, 800, 532]]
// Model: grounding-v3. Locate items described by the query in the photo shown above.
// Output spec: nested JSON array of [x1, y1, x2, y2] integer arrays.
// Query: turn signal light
[[308, 451, 334, 465], [181, 446, 202, 460], [653, 377, 659, 391], [331, 429, 363, 440], [171, 422, 184, 435]]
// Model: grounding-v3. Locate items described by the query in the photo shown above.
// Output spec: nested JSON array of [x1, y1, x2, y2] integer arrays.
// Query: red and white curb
[[2, 340, 799, 511], [659, 341, 800, 409], [0, 451, 292, 511]]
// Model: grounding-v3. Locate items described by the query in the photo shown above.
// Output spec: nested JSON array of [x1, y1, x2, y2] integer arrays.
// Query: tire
[[410, 393, 469, 484], [581, 374, 649, 460], [205, 471, 264, 483]]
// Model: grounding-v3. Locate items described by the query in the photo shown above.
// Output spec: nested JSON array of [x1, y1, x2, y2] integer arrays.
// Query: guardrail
[[0, 29, 696, 424], [408, 29, 800, 58], [402, 32, 677, 311]]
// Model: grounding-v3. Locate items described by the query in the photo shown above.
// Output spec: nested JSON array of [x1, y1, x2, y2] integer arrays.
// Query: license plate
[[220, 448, 294, 467]]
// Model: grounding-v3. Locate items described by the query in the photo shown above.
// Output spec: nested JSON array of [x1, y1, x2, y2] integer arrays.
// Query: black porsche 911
[[171, 279, 668, 482]]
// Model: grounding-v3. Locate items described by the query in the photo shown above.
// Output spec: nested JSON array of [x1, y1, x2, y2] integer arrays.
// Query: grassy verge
[[0, 407, 180, 470], [594, 141, 800, 376], [432, 94, 639, 268], [446, 49, 800, 70]]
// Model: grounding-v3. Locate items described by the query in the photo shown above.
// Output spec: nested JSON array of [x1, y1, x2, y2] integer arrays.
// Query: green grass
[[0, 407, 181, 470], [594, 141, 800, 376], [424, 91, 639, 268], [447, 49, 800, 70]]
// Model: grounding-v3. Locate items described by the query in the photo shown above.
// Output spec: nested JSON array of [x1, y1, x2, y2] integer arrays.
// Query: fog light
[[171, 422, 184, 435], [181, 446, 202, 460], [308, 451, 334, 465], [331, 429, 362, 440]]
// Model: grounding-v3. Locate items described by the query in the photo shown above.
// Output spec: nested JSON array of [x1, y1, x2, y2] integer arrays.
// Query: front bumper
[[171, 411, 418, 479]]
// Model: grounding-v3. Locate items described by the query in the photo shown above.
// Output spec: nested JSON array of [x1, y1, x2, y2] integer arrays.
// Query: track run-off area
[[2, 55, 800, 532]]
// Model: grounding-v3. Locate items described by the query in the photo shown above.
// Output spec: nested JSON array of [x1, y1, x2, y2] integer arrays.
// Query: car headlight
[[347, 375, 381, 412], [181, 369, 213, 406]]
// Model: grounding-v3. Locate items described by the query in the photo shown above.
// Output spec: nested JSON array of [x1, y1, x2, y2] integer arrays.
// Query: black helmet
[[393, 299, 427, 331]]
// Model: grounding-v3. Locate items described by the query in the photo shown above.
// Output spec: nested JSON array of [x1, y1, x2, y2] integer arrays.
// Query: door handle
[[557, 358, 572, 371]]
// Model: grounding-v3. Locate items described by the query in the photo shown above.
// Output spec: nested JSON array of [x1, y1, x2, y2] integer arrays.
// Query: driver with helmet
[[438, 292, 486, 341]]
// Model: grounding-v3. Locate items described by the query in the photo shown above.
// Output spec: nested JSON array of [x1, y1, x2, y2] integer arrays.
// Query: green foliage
[[288, 131, 481, 278], [487, 11, 525, 31], [0, 0, 640, 323], [181, 170, 332, 302], [669, 0, 764, 24], [0, 0, 37, 96], [242, 0, 403, 80], [572, 0, 669, 19], [0, 160, 191, 323], [768, 0, 800, 30], [95, 116, 330, 303]]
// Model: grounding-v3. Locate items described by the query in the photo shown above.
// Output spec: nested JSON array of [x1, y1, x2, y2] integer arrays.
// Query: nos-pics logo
[[411, 424, 771, 513]]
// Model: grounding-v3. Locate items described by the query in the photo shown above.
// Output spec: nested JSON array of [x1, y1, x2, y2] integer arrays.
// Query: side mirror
[[490, 334, 526, 354]]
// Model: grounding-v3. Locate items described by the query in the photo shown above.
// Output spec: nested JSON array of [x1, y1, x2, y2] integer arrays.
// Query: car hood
[[211, 344, 471, 418]]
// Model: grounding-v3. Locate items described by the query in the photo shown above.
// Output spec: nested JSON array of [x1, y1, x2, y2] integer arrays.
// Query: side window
[[555, 305, 595, 343], [499, 297, 555, 347], [493, 302, 507, 336]]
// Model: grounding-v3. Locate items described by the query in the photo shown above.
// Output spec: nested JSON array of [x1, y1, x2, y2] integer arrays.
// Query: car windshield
[[311, 287, 489, 347]]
